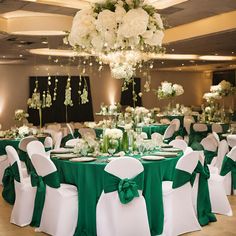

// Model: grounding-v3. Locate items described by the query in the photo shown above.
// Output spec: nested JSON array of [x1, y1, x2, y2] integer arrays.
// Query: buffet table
[[53, 153, 181, 236]]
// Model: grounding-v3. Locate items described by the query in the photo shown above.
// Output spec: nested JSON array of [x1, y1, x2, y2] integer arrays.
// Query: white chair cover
[[31, 153, 78, 236], [18, 136, 38, 152], [226, 134, 236, 148], [212, 132, 220, 145], [151, 132, 163, 146], [162, 151, 201, 236], [65, 138, 80, 147], [53, 131, 63, 149], [170, 118, 180, 131], [200, 136, 218, 152], [46, 123, 61, 132], [193, 123, 208, 132], [79, 128, 96, 139], [140, 132, 148, 139], [169, 139, 188, 151], [0, 155, 9, 184], [44, 136, 53, 149], [163, 124, 176, 140], [184, 116, 195, 135], [96, 157, 150, 236], [160, 118, 171, 124], [66, 123, 75, 138], [5, 146, 36, 227], [27, 140, 47, 159], [212, 123, 223, 134]]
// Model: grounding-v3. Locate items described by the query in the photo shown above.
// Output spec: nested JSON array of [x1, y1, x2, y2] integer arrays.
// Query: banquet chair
[[53, 131, 63, 149], [200, 136, 218, 152], [192, 149, 232, 217], [226, 134, 236, 148], [79, 128, 96, 139], [160, 118, 171, 124], [46, 123, 61, 132], [184, 116, 195, 135], [185, 146, 193, 154], [169, 139, 188, 151], [44, 136, 53, 150], [27, 140, 49, 159], [212, 123, 223, 134], [65, 138, 80, 147], [140, 132, 148, 139], [170, 118, 180, 132], [96, 157, 150, 236], [31, 153, 78, 236], [220, 146, 236, 195], [163, 124, 176, 142], [5, 146, 36, 226], [151, 132, 163, 146], [162, 151, 201, 236], [66, 123, 75, 138], [18, 136, 38, 176], [0, 155, 9, 184], [192, 123, 208, 132], [212, 132, 220, 145]]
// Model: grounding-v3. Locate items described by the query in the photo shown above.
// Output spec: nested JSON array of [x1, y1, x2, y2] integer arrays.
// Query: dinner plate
[[152, 151, 178, 157], [50, 148, 74, 154], [141, 156, 165, 161], [70, 157, 96, 162], [53, 153, 78, 159], [160, 148, 182, 152], [160, 144, 173, 148]]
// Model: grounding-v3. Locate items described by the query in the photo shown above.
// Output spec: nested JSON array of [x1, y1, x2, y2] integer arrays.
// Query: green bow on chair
[[30, 171, 60, 227], [192, 162, 217, 226], [220, 155, 236, 190], [104, 171, 144, 204], [2, 161, 20, 205]]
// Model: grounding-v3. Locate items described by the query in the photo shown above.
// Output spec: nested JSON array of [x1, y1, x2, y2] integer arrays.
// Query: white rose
[[118, 8, 149, 38], [162, 82, 173, 95]]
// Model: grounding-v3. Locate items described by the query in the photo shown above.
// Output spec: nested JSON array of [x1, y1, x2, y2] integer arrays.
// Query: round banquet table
[[52, 153, 182, 236]]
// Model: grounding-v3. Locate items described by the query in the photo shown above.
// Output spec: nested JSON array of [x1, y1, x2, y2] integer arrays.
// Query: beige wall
[[0, 64, 233, 129]]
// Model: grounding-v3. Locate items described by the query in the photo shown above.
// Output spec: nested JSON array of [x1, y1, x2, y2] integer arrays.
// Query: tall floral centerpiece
[[67, 0, 164, 81], [203, 80, 236, 122], [102, 128, 123, 153], [154, 81, 184, 113]]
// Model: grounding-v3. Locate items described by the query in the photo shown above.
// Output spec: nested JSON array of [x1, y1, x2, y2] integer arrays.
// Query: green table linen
[[52, 153, 181, 236], [0, 139, 20, 156], [142, 124, 169, 139]]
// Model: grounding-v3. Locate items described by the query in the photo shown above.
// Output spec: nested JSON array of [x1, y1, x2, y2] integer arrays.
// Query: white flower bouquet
[[154, 81, 184, 99], [203, 92, 222, 102], [104, 128, 123, 140], [210, 80, 235, 97], [18, 125, 30, 137]]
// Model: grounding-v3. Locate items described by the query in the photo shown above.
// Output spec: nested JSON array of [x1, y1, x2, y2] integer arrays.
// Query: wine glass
[[107, 139, 118, 156]]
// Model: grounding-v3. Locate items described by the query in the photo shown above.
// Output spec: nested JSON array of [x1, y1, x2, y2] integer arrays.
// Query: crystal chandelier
[[67, 0, 165, 80]]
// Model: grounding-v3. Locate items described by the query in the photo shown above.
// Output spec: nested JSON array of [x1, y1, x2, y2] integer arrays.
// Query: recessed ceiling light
[[41, 41, 48, 44], [19, 54, 23, 58], [11, 31, 67, 36], [181, 63, 184, 66]]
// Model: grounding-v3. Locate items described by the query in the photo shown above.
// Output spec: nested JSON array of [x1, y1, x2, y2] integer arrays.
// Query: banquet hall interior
[[0, 0, 236, 235]]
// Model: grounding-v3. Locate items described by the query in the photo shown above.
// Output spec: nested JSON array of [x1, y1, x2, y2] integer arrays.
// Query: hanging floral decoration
[[67, 0, 165, 80], [53, 77, 58, 101], [42, 76, 53, 108], [78, 75, 89, 104], [64, 76, 73, 107], [27, 79, 42, 109]]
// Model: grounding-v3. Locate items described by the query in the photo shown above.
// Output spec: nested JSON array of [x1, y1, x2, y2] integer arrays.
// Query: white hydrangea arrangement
[[210, 80, 235, 97], [104, 128, 123, 140], [18, 125, 30, 137], [134, 106, 149, 115], [203, 92, 222, 102], [68, 0, 164, 79], [73, 136, 99, 155], [154, 81, 184, 99], [14, 109, 29, 121]]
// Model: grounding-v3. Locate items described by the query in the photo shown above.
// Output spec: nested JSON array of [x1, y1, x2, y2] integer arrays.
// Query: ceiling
[[0, 0, 236, 71]]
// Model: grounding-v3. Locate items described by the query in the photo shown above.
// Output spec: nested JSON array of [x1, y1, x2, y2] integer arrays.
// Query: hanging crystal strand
[[53, 75, 58, 101], [78, 75, 82, 104]]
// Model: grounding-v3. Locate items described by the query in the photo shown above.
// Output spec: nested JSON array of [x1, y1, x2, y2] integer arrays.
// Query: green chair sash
[[220, 155, 236, 190], [172, 169, 193, 189], [204, 150, 217, 165], [193, 162, 217, 226], [103, 171, 144, 204], [2, 161, 20, 205], [18, 149, 33, 173], [189, 131, 208, 146], [30, 171, 60, 227]]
